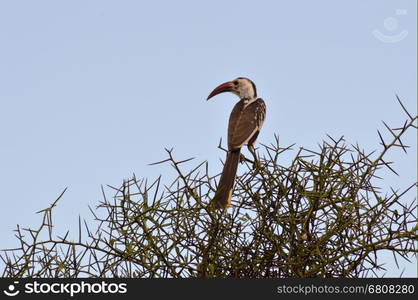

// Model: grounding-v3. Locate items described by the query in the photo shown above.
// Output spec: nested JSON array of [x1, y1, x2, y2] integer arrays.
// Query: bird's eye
[[233, 81, 239, 86]]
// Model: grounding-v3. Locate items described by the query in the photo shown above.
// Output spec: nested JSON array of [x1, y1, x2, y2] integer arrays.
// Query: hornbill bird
[[207, 77, 266, 209]]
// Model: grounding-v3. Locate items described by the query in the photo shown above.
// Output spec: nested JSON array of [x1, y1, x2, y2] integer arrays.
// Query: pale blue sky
[[0, 0, 416, 276]]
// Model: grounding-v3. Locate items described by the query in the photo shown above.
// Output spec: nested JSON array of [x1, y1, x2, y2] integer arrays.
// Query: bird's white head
[[207, 77, 257, 101]]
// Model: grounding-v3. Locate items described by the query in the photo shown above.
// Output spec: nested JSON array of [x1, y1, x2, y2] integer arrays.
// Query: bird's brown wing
[[228, 98, 266, 150]]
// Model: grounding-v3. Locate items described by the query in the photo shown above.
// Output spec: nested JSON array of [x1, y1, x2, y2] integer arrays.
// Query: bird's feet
[[252, 159, 261, 170], [239, 153, 252, 164], [239, 153, 260, 169], [248, 147, 260, 169]]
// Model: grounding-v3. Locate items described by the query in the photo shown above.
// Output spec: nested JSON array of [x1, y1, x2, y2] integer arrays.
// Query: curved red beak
[[206, 81, 234, 100]]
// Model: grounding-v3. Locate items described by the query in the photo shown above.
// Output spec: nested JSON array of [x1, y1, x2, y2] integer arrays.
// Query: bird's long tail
[[212, 150, 240, 209]]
